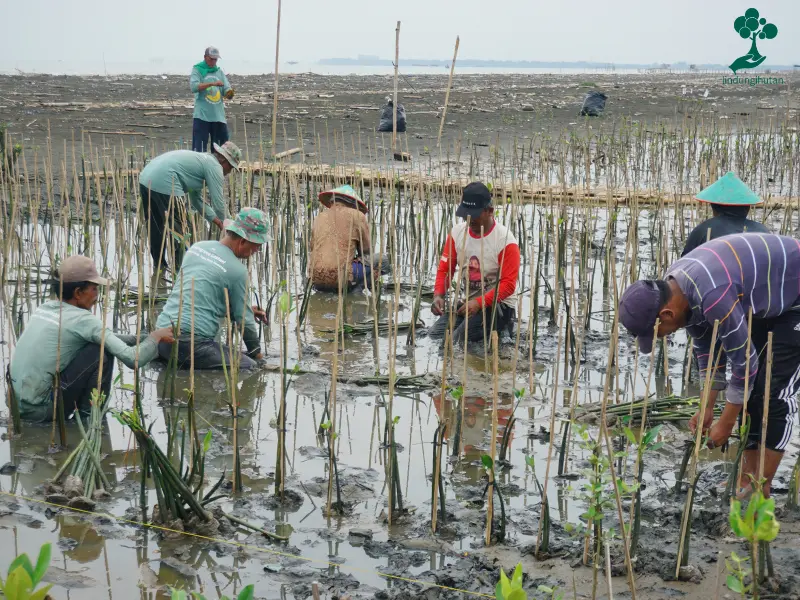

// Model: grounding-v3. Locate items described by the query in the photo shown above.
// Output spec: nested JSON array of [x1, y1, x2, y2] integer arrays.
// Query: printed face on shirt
[[203, 73, 222, 104]]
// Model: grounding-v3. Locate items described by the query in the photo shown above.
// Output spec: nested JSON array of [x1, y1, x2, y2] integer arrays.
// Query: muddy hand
[[431, 295, 445, 316], [253, 306, 269, 325], [151, 327, 175, 344]]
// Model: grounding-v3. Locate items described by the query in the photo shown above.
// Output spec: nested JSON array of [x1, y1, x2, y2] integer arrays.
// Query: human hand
[[151, 327, 176, 344], [224, 88, 235, 99], [431, 295, 445, 316], [253, 306, 269, 325], [688, 406, 715, 436], [457, 298, 482, 317], [212, 217, 224, 230], [706, 418, 736, 450]]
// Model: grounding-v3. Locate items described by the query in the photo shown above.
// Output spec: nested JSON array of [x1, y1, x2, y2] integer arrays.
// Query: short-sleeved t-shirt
[[190, 67, 231, 123], [10, 301, 158, 409]]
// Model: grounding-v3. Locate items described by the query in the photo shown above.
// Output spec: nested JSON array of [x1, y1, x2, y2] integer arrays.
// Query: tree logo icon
[[730, 8, 778, 73]]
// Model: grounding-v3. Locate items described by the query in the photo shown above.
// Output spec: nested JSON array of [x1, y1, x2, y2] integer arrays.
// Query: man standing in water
[[156, 208, 269, 370], [10, 256, 173, 421], [681, 171, 769, 256], [429, 182, 520, 344], [619, 233, 800, 497], [139, 141, 241, 272], [191, 46, 234, 152]]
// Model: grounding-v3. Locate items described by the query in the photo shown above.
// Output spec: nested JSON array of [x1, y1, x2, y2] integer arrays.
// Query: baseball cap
[[224, 207, 270, 245], [213, 141, 242, 169], [618, 280, 664, 354], [205, 46, 221, 59], [456, 182, 492, 220], [57, 256, 109, 286]]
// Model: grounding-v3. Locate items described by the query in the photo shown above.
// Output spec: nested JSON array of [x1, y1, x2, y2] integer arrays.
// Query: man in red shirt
[[429, 182, 521, 345]]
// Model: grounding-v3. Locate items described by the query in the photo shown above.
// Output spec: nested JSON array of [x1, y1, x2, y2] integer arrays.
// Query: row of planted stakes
[[0, 113, 799, 599]]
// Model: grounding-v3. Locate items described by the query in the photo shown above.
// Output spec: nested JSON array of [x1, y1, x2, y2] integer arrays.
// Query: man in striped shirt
[[619, 233, 800, 497]]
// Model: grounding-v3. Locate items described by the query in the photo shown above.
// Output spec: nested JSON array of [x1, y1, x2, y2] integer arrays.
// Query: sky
[[1, 0, 798, 71]]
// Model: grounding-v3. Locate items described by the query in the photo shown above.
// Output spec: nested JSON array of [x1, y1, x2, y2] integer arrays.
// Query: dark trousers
[[21, 344, 113, 423], [427, 303, 515, 345], [158, 339, 257, 371], [744, 311, 800, 451], [192, 119, 229, 152], [140, 184, 187, 272]]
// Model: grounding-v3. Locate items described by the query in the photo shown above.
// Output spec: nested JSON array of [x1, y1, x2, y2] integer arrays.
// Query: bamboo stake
[[485, 330, 500, 546], [271, 0, 282, 152], [675, 319, 721, 577], [536, 314, 562, 557], [757, 333, 773, 489], [392, 21, 400, 154], [437, 36, 459, 148]]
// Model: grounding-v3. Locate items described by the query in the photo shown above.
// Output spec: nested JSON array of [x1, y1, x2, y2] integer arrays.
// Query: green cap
[[695, 171, 763, 206], [224, 207, 269, 244]]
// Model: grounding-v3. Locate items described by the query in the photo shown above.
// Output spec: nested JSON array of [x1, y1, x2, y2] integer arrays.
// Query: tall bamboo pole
[[271, 0, 282, 152], [392, 21, 400, 154], [437, 36, 460, 147]]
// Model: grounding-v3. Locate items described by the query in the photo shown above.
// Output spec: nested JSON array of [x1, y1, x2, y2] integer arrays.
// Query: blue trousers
[[192, 119, 229, 152]]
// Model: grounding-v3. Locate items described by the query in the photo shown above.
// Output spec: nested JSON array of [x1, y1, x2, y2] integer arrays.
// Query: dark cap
[[456, 182, 492, 220], [619, 280, 664, 354]]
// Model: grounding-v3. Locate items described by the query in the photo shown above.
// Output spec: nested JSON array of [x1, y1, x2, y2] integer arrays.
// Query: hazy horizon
[[1, 0, 797, 74]]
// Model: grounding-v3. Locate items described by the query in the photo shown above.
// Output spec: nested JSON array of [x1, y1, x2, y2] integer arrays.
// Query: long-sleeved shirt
[[434, 220, 520, 309], [190, 67, 231, 123], [10, 301, 158, 410], [309, 205, 371, 289], [156, 241, 260, 354], [681, 215, 769, 256], [139, 150, 227, 224], [668, 233, 800, 405]]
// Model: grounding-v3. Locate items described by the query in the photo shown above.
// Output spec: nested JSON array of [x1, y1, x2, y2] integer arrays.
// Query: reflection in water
[[432, 393, 515, 485]]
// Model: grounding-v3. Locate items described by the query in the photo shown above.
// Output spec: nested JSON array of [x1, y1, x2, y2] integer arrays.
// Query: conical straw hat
[[695, 171, 762, 206], [318, 185, 368, 214]]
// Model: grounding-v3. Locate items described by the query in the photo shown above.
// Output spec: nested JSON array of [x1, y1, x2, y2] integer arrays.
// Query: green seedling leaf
[[5, 567, 34, 599], [538, 586, 554, 594], [30, 585, 55, 600], [31, 543, 51, 585], [525, 456, 535, 469], [203, 430, 213, 454], [237, 585, 256, 600], [119, 382, 136, 391], [506, 590, 527, 600], [393, 416, 400, 425], [498, 568, 511, 599], [511, 563, 523, 588], [726, 574, 744, 593], [623, 427, 637, 445], [481, 454, 494, 471], [8, 553, 34, 582], [320, 421, 331, 430]]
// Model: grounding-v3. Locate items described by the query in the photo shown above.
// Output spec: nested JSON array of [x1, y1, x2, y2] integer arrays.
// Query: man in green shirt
[[156, 208, 269, 370], [9, 256, 174, 422], [139, 141, 242, 272], [191, 46, 234, 152]]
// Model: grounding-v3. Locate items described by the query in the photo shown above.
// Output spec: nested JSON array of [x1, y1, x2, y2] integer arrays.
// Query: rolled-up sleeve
[[190, 68, 201, 93]]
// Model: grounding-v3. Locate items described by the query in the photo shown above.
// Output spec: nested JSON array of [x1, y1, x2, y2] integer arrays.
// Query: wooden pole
[[271, 0, 282, 152], [392, 21, 401, 153], [437, 36, 460, 147]]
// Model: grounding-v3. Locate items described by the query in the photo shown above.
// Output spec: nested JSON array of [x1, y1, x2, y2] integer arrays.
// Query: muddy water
[[1, 204, 798, 599]]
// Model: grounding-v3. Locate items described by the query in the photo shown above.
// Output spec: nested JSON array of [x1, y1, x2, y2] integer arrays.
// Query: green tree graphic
[[730, 8, 778, 73]]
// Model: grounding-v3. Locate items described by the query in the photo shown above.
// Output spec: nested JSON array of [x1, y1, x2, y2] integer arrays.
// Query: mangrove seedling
[[525, 455, 550, 555], [728, 491, 780, 599], [169, 584, 254, 600], [726, 551, 750, 600], [624, 423, 663, 556], [320, 420, 344, 513], [495, 563, 526, 600], [0, 542, 52, 600], [537, 585, 564, 600], [482, 454, 506, 542]]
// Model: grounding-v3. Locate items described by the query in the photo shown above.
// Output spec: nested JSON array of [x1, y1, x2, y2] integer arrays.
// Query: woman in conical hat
[[681, 172, 769, 256], [310, 185, 389, 292]]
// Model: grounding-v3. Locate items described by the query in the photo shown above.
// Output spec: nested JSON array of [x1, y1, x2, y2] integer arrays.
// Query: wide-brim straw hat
[[695, 171, 763, 206], [318, 185, 368, 214]]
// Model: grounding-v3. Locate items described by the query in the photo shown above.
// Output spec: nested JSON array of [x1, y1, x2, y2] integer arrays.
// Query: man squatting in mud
[[619, 233, 800, 498], [429, 182, 521, 344]]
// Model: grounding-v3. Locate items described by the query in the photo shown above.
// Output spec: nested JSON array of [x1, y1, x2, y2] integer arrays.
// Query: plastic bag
[[580, 91, 607, 117], [378, 101, 406, 132]]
